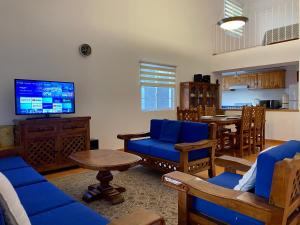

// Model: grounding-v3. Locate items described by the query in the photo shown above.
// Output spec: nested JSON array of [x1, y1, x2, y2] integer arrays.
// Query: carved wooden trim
[[125, 150, 212, 175]]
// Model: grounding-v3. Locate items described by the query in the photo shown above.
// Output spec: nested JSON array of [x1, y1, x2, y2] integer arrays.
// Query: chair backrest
[[196, 106, 204, 118], [204, 106, 216, 116], [256, 141, 300, 199], [150, 119, 211, 143], [177, 107, 199, 122], [179, 121, 209, 143], [270, 153, 300, 225], [253, 106, 265, 130], [240, 106, 253, 133]]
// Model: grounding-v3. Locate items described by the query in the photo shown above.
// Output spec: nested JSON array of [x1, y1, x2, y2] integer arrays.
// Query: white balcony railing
[[213, 0, 299, 55]]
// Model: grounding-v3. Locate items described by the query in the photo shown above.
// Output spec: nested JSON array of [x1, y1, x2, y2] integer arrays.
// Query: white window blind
[[140, 62, 176, 112], [224, 0, 244, 37]]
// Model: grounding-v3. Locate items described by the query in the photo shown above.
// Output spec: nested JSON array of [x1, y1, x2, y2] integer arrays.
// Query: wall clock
[[79, 44, 92, 57]]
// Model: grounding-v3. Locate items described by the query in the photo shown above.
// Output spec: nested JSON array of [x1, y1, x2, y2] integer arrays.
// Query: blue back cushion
[[150, 119, 164, 139], [180, 121, 209, 143], [255, 140, 300, 199], [159, 120, 182, 143], [0, 207, 5, 225]]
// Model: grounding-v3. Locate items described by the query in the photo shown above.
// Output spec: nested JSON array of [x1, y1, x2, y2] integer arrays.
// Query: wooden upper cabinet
[[239, 74, 257, 89], [257, 70, 285, 89], [222, 70, 285, 90]]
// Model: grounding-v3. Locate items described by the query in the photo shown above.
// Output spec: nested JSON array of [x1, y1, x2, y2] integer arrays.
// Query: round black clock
[[79, 44, 92, 57]]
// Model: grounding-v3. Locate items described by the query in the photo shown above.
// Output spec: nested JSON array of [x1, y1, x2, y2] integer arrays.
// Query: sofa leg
[[208, 167, 215, 178]]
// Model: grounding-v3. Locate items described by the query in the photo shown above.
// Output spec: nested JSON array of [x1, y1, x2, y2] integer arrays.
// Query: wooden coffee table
[[69, 150, 141, 205]]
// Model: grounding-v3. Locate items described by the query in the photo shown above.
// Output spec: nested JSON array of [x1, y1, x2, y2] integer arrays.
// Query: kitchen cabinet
[[256, 70, 285, 89], [222, 70, 285, 91]]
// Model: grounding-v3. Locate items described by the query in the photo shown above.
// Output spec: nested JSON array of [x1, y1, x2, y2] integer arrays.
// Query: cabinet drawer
[[61, 122, 88, 131], [25, 125, 57, 135]]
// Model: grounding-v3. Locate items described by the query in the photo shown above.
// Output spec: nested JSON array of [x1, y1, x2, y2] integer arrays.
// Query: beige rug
[[51, 166, 178, 225]]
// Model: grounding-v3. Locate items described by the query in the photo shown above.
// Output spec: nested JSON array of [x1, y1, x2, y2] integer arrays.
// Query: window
[[224, 0, 244, 37], [140, 62, 176, 112]]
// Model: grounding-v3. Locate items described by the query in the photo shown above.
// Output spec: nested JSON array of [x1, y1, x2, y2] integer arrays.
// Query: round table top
[[200, 116, 241, 125], [69, 150, 142, 171]]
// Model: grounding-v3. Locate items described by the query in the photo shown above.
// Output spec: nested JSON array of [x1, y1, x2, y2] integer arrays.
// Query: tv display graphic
[[15, 79, 75, 115]]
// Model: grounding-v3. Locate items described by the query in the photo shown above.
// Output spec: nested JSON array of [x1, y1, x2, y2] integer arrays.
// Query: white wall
[[242, 0, 299, 45], [0, 0, 218, 149]]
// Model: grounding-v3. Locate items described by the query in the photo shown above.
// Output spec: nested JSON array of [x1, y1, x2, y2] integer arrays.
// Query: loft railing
[[213, 0, 299, 55]]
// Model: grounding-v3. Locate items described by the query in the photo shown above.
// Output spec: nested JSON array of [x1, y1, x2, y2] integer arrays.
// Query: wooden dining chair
[[177, 107, 199, 122], [196, 106, 204, 118], [224, 106, 253, 157], [204, 105, 216, 116], [252, 106, 266, 152]]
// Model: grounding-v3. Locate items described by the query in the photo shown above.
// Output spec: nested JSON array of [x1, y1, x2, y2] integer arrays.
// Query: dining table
[[200, 115, 242, 154]]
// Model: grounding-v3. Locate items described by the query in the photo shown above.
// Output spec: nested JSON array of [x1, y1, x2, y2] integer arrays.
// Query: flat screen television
[[15, 79, 75, 115]]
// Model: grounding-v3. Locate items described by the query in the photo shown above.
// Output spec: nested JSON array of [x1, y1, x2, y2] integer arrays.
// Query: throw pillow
[[0, 208, 5, 225], [0, 172, 31, 225], [234, 146, 277, 192], [159, 120, 182, 143]]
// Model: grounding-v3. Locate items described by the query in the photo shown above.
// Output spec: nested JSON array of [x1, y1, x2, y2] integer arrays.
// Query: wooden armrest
[[117, 132, 150, 140], [215, 155, 253, 172], [162, 171, 279, 223], [0, 146, 23, 158], [109, 208, 165, 225], [174, 139, 217, 152]]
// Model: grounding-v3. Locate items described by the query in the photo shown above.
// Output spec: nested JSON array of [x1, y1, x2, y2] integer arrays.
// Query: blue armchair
[[118, 119, 217, 176], [162, 140, 300, 225]]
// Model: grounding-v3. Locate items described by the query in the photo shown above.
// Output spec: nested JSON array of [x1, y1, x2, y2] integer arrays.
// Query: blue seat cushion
[[16, 182, 75, 216], [3, 167, 46, 188], [0, 207, 5, 225], [193, 172, 264, 225], [159, 120, 182, 143], [149, 141, 209, 163], [0, 156, 28, 171], [127, 138, 160, 155], [30, 203, 109, 225], [150, 119, 164, 139], [208, 172, 242, 189], [256, 140, 300, 199], [180, 122, 209, 143]]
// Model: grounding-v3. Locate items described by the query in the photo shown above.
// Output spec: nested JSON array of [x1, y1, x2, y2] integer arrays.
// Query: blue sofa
[[118, 119, 217, 176], [162, 140, 300, 225], [0, 155, 164, 225]]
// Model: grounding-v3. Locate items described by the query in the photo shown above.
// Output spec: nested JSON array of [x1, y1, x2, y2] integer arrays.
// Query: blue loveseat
[[118, 119, 217, 176], [0, 153, 164, 225], [163, 140, 300, 225]]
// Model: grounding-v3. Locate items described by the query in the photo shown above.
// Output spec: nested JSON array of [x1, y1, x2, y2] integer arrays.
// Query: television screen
[[15, 79, 75, 115]]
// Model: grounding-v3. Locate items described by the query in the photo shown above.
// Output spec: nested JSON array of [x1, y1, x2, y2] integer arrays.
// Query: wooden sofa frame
[[0, 147, 165, 225], [162, 154, 300, 225], [118, 123, 217, 177]]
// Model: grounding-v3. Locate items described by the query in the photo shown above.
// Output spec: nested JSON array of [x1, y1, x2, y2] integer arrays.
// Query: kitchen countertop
[[223, 108, 299, 112]]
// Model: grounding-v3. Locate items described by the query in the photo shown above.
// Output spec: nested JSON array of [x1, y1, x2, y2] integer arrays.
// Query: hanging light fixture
[[218, 16, 248, 31]]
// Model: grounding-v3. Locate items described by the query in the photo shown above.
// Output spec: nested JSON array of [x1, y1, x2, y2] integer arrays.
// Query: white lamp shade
[[220, 20, 245, 30], [218, 16, 248, 31]]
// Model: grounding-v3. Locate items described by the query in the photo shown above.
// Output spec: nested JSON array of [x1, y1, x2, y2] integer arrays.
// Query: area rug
[[51, 166, 178, 225]]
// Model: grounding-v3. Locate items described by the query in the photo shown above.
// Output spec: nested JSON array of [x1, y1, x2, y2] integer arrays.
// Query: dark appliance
[[259, 100, 282, 109], [270, 100, 282, 109], [193, 74, 202, 82], [90, 139, 99, 150], [202, 75, 211, 83], [259, 100, 270, 108]]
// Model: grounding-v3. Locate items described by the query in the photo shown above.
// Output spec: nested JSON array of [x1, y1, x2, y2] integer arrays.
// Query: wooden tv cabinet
[[14, 117, 91, 172]]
